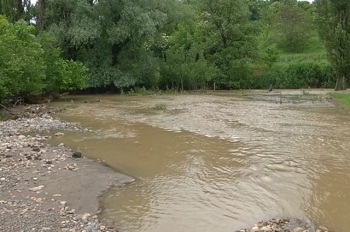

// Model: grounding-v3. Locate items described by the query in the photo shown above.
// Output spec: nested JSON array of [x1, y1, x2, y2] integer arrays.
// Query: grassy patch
[[152, 103, 167, 111], [329, 92, 350, 107]]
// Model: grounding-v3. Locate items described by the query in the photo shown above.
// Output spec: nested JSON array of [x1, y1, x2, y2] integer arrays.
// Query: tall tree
[[0, 0, 31, 22], [197, 0, 259, 89], [264, 0, 312, 52], [315, 0, 350, 90], [37, 0, 46, 30], [45, 0, 190, 90]]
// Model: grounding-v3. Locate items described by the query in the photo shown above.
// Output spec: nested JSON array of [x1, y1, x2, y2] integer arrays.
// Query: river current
[[51, 91, 350, 232]]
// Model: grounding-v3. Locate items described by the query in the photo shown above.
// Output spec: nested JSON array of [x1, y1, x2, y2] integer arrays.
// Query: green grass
[[276, 53, 328, 67], [329, 92, 350, 107], [274, 34, 329, 67]]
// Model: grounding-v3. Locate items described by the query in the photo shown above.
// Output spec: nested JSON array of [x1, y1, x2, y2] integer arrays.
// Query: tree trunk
[[335, 75, 347, 91], [37, 0, 46, 30], [17, 0, 24, 20]]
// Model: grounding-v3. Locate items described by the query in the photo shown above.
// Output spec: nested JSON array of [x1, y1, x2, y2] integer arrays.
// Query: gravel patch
[[0, 112, 134, 232], [237, 217, 330, 232]]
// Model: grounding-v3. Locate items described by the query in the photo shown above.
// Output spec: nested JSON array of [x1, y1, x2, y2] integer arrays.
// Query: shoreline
[[0, 101, 333, 232], [0, 107, 134, 231]]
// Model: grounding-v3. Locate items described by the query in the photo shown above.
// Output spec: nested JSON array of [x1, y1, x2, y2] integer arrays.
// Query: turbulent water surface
[[51, 90, 350, 232]]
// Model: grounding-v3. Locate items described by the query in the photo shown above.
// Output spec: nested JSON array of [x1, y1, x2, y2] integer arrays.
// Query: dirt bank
[[0, 107, 134, 232]]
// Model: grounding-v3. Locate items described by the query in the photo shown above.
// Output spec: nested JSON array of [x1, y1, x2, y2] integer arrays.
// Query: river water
[[51, 91, 350, 232]]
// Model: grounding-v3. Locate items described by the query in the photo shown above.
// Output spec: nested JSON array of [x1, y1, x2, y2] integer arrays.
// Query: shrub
[[39, 33, 87, 96], [253, 62, 335, 89], [0, 16, 87, 104], [0, 16, 46, 103]]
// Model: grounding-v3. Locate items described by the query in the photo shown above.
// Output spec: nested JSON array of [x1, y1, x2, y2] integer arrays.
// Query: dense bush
[[40, 34, 87, 95], [253, 62, 335, 89], [0, 16, 46, 103], [0, 16, 87, 104]]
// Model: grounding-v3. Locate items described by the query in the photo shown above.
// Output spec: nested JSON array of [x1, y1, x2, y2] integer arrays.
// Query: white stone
[[18, 135, 26, 139], [82, 213, 91, 220], [55, 132, 64, 137], [29, 185, 44, 192], [261, 226, 272, 232]]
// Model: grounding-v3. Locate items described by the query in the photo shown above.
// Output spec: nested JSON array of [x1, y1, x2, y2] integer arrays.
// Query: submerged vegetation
[[0, 0, 350, 104], [152, 103, 167, 111]]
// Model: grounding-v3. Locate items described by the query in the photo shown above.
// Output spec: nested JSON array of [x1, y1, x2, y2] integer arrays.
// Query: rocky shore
[[238, 218, 330, 232], [0, 105, 134, 232]]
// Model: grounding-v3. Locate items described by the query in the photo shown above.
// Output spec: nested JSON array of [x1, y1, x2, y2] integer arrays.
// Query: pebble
[[55, 132, 64, 137], [240, 218, 327, 232], [72, 151, 82, 158], [319, 226, 329, 232], [293, 227, 305, 232], [29, 185, 45, 192], [0, 112, 119, 232]]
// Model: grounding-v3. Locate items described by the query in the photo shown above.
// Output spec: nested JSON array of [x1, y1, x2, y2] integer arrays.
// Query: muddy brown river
[[51, 91, 350, 232]]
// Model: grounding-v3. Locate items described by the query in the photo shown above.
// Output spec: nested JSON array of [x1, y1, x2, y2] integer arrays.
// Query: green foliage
[[39, 33, 87, 95], [160, 22, 218, 91], [0, 0, 32, 23], [253, 62, 335, 89], [198, 0, 259, 89], [315, 0, 350, 90], [1, 0, 334, 95], [0, 16, 46, 103], [275, 1, 313, 52], [152, 103, 167, 111], [260, 0, 313, 53], [45, 0, 172, 90], [259, 44, 280, 69], [0, 15, 86, 104]]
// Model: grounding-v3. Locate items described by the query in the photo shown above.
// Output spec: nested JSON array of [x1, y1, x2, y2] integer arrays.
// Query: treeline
[[0, 0, 349, 103]]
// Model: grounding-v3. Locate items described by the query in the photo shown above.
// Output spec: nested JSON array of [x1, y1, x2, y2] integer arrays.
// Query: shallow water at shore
[[51, 90, 350, 232]]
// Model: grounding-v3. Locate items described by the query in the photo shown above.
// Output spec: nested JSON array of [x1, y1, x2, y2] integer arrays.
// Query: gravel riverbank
[[0, 106, 134, 232], [238, 217, 330, 232]]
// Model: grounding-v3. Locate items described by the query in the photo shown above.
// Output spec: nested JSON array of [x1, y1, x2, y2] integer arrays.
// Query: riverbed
[[51, 90, 350, 232]]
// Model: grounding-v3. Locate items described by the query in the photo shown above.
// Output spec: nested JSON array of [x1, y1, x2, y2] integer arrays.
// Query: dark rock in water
[[32, 147, 40, 152], [72, 151, 82, 158], [43, 159, 52, 164]]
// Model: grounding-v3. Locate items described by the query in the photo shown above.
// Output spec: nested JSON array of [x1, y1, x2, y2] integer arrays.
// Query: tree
[[160, 23, 218, 91], [45, 0, 174, 90], [197, 0, 259, 89], [0, 15, 87, 104], [0, 16, 46, 103], [315, 0, 350, 90], [37, 0, 46, 30], [264, 0, 313, 53], [0, 0, 32, 22]]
